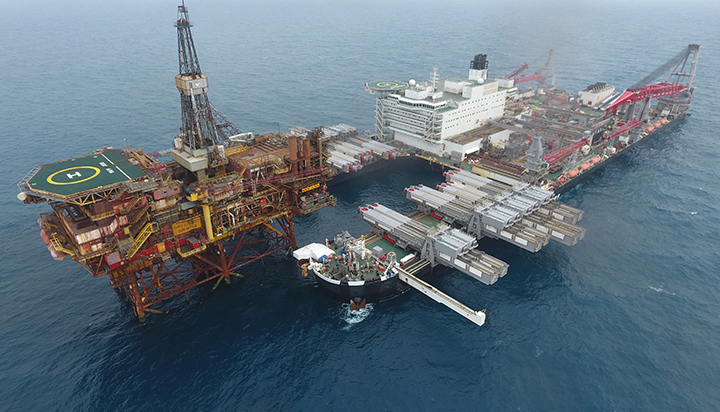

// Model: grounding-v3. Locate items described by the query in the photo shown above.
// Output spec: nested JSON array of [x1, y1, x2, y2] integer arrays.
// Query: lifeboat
[[40, 229, 51, 245], [580, 162, 591, 171], [591, 155, 602, 164], [646, 126, 655, 133], [557, 174, 567, 183], [47, 244, 67, 261], [660, 118, 668, 125], [568, 168, 579, 178]]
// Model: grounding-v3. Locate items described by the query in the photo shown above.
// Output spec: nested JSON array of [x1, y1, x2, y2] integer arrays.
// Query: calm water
[[2, 0, 720, 410]]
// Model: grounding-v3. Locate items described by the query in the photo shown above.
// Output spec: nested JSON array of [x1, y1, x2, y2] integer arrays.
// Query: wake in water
[[649, 283, 677, 296], [336, 303, 374, 330]]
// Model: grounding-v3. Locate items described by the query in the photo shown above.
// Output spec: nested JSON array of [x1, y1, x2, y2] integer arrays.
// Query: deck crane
[[604, 82, 688, 116], [603, 44, 700, 118], [489, 118, 593, 171], [503, 63, 530, 80], [512, 50, 554, 86]]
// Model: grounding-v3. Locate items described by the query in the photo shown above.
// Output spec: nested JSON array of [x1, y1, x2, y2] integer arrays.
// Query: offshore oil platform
[[17, 4, 337, 323], [17, 2, 700, 326]]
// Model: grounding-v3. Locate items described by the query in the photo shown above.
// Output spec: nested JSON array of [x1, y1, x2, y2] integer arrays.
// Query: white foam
[[338, 303, 374, 329]]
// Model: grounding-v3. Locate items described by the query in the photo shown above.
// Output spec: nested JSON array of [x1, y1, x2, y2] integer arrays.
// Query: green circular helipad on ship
[[366, 80, 409, 92]]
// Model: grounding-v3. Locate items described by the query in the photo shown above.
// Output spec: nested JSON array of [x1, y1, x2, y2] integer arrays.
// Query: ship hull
[[553, 114, 688, 196], [312, 263, 432, 303], [312, 272, 407, 303]]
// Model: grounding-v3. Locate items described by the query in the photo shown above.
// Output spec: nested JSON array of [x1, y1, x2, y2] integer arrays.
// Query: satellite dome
[[409, 79, 417, 87]]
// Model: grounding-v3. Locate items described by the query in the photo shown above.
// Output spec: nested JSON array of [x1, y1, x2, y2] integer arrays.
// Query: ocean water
[[2, 0, 720, 410]]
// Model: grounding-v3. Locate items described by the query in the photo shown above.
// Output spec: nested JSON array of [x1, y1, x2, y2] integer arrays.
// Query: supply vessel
[[17, 3, 699, 326]]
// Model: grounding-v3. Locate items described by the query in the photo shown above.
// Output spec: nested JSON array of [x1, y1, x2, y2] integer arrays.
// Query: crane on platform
[[542, 139, 588, 165], [604, 82, 688, 116]]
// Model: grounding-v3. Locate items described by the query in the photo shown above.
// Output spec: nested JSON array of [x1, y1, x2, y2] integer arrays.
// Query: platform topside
[[24, 149, 146, 199]]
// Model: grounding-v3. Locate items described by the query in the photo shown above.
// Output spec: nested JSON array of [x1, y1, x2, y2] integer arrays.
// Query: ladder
[[49, 232, 75, 256], [125, 222, 159, 258]]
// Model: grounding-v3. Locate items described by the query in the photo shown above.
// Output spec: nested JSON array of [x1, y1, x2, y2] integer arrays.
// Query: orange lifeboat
[[568, 168, 579, 178], [47, 244, 67, 261], [580, 162, 591, 171], [660, 118, 668, 125], [557, 174, 567, 183], [40, 229, 51, 245], [591, 155, 602, 164], [646, 126, 655, 133]]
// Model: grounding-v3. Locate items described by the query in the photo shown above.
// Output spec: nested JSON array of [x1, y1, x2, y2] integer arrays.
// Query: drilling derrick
[[17, 2, 336, 324], [171, 3, 226, 175]]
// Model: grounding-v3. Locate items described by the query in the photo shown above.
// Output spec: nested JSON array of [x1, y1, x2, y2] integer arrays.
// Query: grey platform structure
[[428, 170, 586, 249], [359, 204, 509, 285], [321, 125, 402, 174]]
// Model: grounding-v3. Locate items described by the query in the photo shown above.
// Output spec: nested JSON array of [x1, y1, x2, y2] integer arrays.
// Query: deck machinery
[[17, 3, 336, 323]]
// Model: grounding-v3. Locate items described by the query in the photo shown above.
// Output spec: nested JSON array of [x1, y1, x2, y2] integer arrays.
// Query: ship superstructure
[[367, 55, 508, 158], [369, 45, 700, 195]]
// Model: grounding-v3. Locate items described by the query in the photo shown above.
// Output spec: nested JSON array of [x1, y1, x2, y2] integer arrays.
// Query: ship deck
[[321, 210, 451, 283], [24, 149, 145, 199], [322, 234, 415, 282]]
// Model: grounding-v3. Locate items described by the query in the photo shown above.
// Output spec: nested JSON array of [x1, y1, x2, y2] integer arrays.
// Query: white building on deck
[[371, 54, 511, 159]]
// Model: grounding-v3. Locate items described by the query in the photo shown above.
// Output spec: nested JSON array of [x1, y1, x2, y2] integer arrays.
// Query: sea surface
[[2, 0, 720, 410]]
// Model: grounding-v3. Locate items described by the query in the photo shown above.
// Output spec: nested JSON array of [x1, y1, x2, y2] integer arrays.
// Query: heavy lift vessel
[[457, 45, 701, 195], [17, 3, 336, 323], [294, 45, 700, 326]]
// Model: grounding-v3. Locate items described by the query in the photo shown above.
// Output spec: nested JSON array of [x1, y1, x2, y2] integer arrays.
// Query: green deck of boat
[[365, 237, 413, 260], [323, 236, 416, 282], [26, 150, 145, 198]]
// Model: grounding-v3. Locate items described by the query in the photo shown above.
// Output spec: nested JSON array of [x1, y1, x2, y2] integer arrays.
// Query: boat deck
[[322, 233, 417, 282]]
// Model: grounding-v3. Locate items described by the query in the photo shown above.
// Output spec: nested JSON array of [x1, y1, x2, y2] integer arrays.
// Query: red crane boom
[[543, 139, 588, 164], [605, 82, 687, 115], [505, 63, 529, 79], [514, 74, 546, 84], [604, 120, 642, 141]]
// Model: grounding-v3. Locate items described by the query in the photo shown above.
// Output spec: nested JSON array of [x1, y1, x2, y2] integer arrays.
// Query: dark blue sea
[[2, 0, 720, 410]]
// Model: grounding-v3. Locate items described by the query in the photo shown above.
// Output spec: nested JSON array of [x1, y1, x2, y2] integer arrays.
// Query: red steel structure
[[18, 3, 337, 323], [605, 82, 688, 115]]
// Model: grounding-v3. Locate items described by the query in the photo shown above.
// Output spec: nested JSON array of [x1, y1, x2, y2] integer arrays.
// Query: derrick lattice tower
[[174, 2, 222, 152]]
